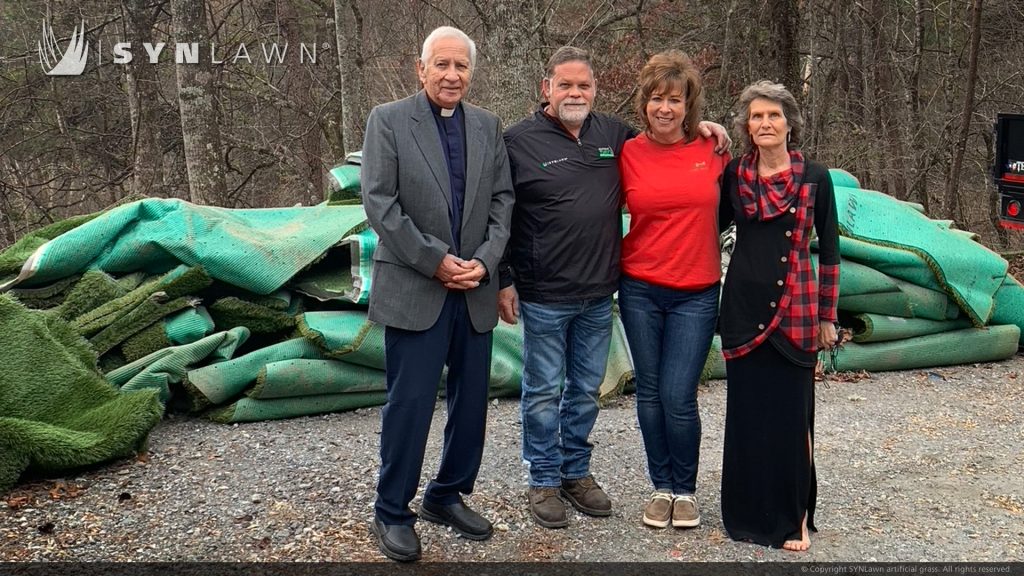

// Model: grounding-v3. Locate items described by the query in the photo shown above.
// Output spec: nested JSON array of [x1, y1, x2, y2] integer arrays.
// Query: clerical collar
[[428, 98, 460, 117]]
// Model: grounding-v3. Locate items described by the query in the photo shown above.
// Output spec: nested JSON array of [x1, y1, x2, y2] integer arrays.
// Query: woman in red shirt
[[618, 50, 730, 530]]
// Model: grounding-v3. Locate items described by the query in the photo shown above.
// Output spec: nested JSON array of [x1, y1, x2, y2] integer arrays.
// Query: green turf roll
[[290, 228, 376, 305], [0, 295, 162, 492], [325, 164, 361, 204], [120, 322, 173, 363], [991, 274, 1024, 345], [107, 327, 251, 404], [829, 168, 860, 189], [249, 359, 385, 399], [827, 325, 1019, 373], [72, 265, 211, 337], [297, 311, 384, 370], [2, 199, 370, 295], [838, 277, 957, 321], [706, 334, 727, 380], [8, 275, 83, 310], [489, 321, 525, 399], [832, 186, 1006, 325], [209, 391, 389, 423], [165, 306, 215, 344], [53, 272, 126, 321], [208, 296, 296, 334], [836, 258, 899, 296], [846, 313, 972, 343], [703, 326, 1017, 379], [0, 213, 100, 288], [185, 337, 326, 406]]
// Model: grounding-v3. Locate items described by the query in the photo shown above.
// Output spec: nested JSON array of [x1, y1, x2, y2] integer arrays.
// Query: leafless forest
[[1, 0, 1023, 250]]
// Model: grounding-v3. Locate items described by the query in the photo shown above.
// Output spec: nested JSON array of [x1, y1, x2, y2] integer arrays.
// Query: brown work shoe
[[528, 487, 568, 529], [672, 493, 700, 528], [560, 475, 612, 517], [642, 490, 673, 528]]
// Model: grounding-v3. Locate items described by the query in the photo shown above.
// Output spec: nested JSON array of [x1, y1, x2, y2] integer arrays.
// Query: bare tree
[[121, 0, 169, 199], [769, 0, 800, 91], [334, 0, 368, 155], [278, 0, 324, 204], [171, 0, 227, 205], [945, 0, 984, 222], [477, 0, 539, 125]]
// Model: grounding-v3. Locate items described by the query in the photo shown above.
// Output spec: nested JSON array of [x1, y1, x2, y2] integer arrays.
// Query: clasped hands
[[434, 254, 485, 290]]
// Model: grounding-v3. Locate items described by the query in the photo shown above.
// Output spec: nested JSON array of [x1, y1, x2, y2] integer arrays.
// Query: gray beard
[[558, 103, 590, 126]]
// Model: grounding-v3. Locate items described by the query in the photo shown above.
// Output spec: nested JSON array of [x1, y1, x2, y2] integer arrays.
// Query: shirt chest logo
[[598, 147, 614, 159], [541, 157, 569, 169]]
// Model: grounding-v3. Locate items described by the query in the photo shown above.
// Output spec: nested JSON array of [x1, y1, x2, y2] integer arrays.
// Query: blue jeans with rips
[[519, 296, 613, 487], [618, 275, 719, 494]]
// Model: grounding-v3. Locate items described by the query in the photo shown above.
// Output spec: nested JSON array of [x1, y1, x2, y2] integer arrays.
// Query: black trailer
[[995, 113, 1024, 229]]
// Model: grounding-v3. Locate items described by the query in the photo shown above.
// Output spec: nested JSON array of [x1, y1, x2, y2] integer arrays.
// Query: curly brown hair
[[634, 50, 704, 142]]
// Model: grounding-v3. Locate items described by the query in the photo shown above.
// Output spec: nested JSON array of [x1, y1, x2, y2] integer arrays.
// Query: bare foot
[[782, 514, 810, 552]]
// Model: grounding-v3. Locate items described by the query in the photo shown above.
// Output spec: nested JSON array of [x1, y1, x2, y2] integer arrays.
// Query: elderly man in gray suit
[[361, 26, 515, 562]]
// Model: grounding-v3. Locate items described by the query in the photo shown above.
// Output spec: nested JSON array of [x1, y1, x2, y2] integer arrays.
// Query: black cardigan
[[718, 158, 840, 366]]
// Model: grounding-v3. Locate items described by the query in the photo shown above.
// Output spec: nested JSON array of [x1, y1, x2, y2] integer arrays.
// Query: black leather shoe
[[419, 498, 493, 541], [370, 518, 421, 562]]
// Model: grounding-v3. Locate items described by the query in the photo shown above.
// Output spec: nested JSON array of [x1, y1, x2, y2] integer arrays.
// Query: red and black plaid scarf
[[736, 150, 806, 221]]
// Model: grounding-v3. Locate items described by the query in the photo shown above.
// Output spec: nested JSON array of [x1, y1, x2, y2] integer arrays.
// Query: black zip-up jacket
[[500, 108, 636, 303]]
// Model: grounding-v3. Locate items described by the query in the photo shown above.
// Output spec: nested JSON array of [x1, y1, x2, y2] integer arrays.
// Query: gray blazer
[[361, 91, 515, 332]]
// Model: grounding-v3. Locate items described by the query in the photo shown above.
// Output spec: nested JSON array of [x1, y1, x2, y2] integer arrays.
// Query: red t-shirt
[[619, 133, 729, 290]]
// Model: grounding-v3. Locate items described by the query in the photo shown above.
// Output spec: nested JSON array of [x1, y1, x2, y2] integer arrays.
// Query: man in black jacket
[[498, 46, 728, 529]]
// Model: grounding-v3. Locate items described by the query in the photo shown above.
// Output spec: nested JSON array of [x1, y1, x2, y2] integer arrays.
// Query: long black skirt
[[721, 341, 817, 548]]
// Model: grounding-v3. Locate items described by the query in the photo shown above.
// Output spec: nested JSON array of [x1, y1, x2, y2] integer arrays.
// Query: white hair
[[420, 26, 477, 71]]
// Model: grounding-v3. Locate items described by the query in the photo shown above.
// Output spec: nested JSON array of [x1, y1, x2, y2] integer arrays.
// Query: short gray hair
[[420, 26, 477, 71], [732, 80, 804, 153], [544, 46, 593, 79]]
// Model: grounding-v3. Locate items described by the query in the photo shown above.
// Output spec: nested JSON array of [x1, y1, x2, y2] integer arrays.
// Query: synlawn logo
[[38, 18, 88, 76], [37, 16, 317, 77]]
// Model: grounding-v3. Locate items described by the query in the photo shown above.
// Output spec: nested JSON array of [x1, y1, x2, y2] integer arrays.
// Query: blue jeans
[[519, 296, 613, 487], [618, 276, 719, 494]]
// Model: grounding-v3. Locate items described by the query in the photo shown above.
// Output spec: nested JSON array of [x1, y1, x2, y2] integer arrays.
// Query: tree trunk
[[769, 0, 800, 91], [945, 0, 983, 223], [279, 0, 323, 205], [911, 0, 930, 211], [866, 0, 885, 194], [122, 0, 168, 199], [479, 1, 538, 127], [333, 0, 368, 156], [171, 0, 226, 206]]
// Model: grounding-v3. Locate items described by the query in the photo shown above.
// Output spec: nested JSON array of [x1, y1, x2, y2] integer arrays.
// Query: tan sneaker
[[642, 491, 673, 528], [672, 493, 700, 528], [560, 475, 612, 517], [528, 486, 568, 529]]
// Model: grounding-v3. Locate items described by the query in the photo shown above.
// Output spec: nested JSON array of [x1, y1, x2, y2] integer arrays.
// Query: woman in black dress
[[718, 80, 840, 551]]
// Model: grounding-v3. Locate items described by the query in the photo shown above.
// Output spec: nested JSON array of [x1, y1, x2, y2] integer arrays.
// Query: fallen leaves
[[5, 481, 85, 511], [48, 482, 84, 501], [5, 495, 33, 510]]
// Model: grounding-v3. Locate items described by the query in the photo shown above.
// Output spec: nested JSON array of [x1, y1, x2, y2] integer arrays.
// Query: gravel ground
[[2, 355, 1023, 563]]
